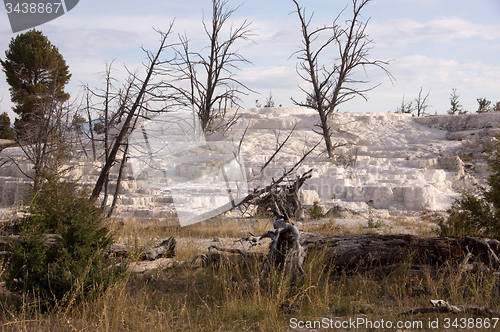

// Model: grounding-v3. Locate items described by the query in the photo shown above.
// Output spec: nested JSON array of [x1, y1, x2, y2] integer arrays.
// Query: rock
[[298, 189, 320, 206], [326, 205, 360, 218]]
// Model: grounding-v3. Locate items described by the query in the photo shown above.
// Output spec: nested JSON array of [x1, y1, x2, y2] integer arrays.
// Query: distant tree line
[[394, 87, 499, 117]]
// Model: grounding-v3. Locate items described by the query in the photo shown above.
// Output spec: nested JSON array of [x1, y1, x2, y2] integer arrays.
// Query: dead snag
[[239, 169, 313, 220], [207, 217, 306, 282], [259, 219, 306, 281]]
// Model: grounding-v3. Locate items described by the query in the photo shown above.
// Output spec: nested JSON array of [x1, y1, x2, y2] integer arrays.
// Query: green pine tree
[[0, 29, 71, 135], [6, 180, 123, 307], [0, 112, 15, 140]]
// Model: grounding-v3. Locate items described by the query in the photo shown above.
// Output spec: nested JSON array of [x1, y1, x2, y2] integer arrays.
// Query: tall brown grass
[[1, 217, 499, 331]]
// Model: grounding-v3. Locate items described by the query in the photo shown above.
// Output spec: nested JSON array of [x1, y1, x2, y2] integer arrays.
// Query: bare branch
[[291, 0, 393, 159], [164, 0, 255, 134]]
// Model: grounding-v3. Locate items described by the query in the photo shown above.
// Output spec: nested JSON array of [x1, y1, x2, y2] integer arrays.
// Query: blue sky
[[1, 0, 499, 121]]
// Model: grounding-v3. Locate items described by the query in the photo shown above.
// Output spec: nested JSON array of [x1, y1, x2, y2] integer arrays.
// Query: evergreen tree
[[476, 97, 492, 113], [6, 179, 122, 307], [0, 29, 71, 134], [0, 112, 15, 140], [447, 88, 466, 115]]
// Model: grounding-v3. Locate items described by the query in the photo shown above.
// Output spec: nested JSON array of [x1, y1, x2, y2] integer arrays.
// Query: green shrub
[[440, 143, 500, 239], [6, 180, 123, 307], [438, 192, 497, 238], [308, 201, 323, 219]]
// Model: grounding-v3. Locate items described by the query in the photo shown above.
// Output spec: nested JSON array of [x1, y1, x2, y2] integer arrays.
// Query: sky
[[0, 0, 499, 121]]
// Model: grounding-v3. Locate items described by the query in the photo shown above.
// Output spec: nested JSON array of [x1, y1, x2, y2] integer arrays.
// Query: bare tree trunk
[[168, 0, 255, 134], [84, 90, 97, 161], [107, 142, 128, 218], [90, 26, 175, 201], [319, 111, 334, 159], [291, 0, 393, 159]]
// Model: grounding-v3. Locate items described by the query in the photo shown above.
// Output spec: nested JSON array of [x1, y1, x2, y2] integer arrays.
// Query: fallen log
[[128, 257, 180, 273], [104, 236, 176, 260], [402, 300, 500, 316], [298, 233, 498, 270], [1, 235, 177, 274], [209, 223, 500, 280]]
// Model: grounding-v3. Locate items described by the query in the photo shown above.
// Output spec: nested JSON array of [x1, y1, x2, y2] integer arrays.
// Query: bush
[[439, 143, 500, 239], [6, 180, 123, 307], [438, 192, 497, 237], [308, 201, 323, 219]]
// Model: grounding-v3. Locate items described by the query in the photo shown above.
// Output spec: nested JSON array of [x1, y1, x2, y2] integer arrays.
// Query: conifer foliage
[[0, 29, 71, 134], [6, 180, 121, 307]]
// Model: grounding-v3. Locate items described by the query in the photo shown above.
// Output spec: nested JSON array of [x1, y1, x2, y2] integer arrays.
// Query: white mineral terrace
[[1, 108, 498, 220]]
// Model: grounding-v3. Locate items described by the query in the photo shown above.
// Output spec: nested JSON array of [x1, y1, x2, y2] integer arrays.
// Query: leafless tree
[[395, 96, 413, 114], [414, 86, 431, 117], [8, 82, 79, 191], [166, 0, 255, 133], [291, 0, 393, 159], [83, 60, 135, 209], [90, 25, 176, 201]]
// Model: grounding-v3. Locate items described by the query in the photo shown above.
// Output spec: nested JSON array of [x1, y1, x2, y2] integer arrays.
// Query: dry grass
[[1, 217, 499, 331]]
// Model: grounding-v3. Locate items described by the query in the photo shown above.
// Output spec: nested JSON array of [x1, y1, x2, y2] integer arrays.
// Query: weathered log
[[221, 228, 500, 280], [106, 244, 129, 258], [402, 300, 500, 316], [2, 235, 176, 262], [128, 258, 180, 273], [105, 236, 176, 260], [299, 233, 500, 270], [191, 246, 265, 268], [141, 236, 176, 260]]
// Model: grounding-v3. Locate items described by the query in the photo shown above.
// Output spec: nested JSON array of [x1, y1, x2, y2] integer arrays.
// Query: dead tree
[[90, 25, 176, 201], [414, 86, 431, 117], [83, 60, 137, 213], [291, 0, 393, 159], [166, 0, 255, 133], [9, 87, 78, 191], [231, 134, 321, 219]]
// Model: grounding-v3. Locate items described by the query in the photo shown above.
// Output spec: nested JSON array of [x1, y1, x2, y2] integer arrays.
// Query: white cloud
[[369, 17, 500, 47], [239, 66, 297, 90], [390, 55, 500, 91]]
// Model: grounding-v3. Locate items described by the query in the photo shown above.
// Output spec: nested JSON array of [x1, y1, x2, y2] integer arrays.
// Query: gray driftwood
[[298, 233, 500, 269], [104, 236, 176, 261]]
